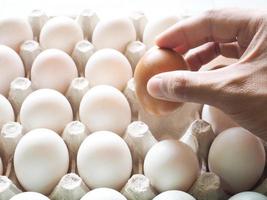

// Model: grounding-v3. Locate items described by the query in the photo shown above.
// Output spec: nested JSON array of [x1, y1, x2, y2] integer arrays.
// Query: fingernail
[[147, 77, 163, 98]]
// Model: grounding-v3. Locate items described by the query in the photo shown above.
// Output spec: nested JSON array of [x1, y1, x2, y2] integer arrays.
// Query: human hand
[[147, 9, 267, 140]]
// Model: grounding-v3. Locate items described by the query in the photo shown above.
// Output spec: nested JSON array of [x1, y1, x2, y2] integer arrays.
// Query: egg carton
[[1, 119, 267, 200], [0, 9, 266, 200]]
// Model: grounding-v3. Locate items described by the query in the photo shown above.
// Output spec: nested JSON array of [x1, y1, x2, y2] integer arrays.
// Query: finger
[[220, 42, 244, 58], [155, 9, 252, 54], [185, 42, 242, 70], [185, 42, 220, 71], [146, 67, 235, 107]]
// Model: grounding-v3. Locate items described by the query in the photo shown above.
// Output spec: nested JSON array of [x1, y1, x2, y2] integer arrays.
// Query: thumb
[[147, 70, 225, 106]]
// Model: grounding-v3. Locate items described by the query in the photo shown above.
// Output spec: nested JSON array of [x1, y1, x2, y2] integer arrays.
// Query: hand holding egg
[[134, 47, 188, 116]]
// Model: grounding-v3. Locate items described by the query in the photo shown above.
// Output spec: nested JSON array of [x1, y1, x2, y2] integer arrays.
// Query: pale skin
[[147, 9, 267, 140]]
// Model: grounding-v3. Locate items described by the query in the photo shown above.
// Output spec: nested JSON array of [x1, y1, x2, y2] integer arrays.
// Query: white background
[[0, 0, 267, 19]]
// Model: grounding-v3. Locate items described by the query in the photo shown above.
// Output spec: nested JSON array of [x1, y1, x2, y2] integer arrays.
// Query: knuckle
[[201, 9, 218, 41], [203, 9, 216, 19], [166, 72, 188, 99], [203, 8, 228, 20]]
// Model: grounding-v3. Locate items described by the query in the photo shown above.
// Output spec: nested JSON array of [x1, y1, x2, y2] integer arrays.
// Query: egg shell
[[0, 94, 15, 129], [81, 188, 127, 200], [14, 128, 69, 195], [10, 192, 50, 200], [40, 16, 83, 54], [143, 15, 179, 49], [134, 47, 188, 116], [0, 18, 33, 52], [144, 140, 200, 192], [77, 131, 132, 190], [31, 49, 78, 93], [153, 190, 196, 200], [0, 156, 3, 175], [208, 127, 266, 194], [85, 49, 132, 91], [0, 45, 25, 96], [228, 191, 267, 200], [202, 104, 238, 135], [20, 89, 73, 133], [92, 17, 136, 52], [79, 85, 131, 136]]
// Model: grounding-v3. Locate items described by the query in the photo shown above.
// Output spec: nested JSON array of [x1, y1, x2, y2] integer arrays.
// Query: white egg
[[31, 49, 78, 93], [79, 85, 131, 136], [143, 16, 179, 49], [85, 49, 132, 90], [14, 128, 69, 195], [92, 17, 136, 52], [77, 131, 132, 190], [40, 16, 83, 54], [10, 192, 50, 200], [144, 140, 199, 193], [229, 191, 267, 200], [0, 156, 3, 175], [202, 104, 238, 135], [0, 45, 25, 96], [20, 89, 73, 133], [208, 127, 265, 194], [0, 94, 15, 129], [81, 188, 127, 200], [153, 190, 196, 200], [0, 18, 33, 52]]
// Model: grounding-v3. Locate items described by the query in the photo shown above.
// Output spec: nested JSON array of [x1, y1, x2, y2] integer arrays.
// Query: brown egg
[[134, 47, 188, 115]]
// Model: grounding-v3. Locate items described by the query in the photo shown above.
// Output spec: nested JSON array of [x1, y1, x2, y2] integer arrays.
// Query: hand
[[147, 9, 267, 140]]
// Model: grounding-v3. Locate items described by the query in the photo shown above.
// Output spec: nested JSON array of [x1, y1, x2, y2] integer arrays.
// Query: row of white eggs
[[13, 129, 131, 194], [0, 15, 179, 99], [1, 125, 267, 200], [0, 88, 266, 200], [7, 190, 267, 200], [0, 44, 132, 96], [0, 12, 178, 52], [0, 85, 131, 135], [0, 11, 179, 99]]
